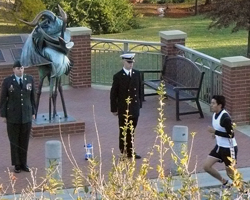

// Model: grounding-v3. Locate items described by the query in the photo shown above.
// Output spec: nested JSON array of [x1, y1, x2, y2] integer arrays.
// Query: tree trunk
[[247, 30, 250, 58], [195, 0, 198, 15], [205, 0, 212, 5]]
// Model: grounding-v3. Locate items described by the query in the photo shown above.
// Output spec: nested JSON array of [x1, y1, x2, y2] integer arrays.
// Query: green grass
[[94, 15, 248, 59], [0, 13, 247, 59]]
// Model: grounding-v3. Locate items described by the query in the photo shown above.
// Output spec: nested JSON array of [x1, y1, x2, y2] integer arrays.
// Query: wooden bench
[[141, 56, 205, 121]]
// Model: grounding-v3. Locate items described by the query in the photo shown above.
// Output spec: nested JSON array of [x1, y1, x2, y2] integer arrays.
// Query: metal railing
[[175, 44, 222, 104], [62, 37, 222, 106], [91, 38, 165, 85]]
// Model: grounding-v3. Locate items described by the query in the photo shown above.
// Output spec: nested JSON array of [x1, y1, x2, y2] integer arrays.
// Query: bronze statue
[[20, 5, 74, 121]]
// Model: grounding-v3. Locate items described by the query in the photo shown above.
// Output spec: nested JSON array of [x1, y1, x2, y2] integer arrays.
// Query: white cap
[[120, 53, 135, 61]]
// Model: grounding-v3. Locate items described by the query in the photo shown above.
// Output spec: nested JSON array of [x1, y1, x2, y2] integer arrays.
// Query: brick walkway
[[0, 87, 250, 194]]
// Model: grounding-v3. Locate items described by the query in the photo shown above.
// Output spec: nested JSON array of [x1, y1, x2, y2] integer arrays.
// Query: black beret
[[13, 60, 21, 68]]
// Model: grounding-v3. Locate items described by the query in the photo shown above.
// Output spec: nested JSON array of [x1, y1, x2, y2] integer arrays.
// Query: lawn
[[0, 14, 247, 59], [94, 15, 248, 59]]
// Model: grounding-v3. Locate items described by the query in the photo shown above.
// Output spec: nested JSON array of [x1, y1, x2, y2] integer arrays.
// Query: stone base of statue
[[31, 112, 85, 137]]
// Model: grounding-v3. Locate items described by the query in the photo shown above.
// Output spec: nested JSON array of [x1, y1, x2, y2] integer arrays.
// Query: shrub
[[41, 0, 139, 34], [14, 0, 46, 21], [172, 0, 185, 3], [157, 0, 168, 4], [85, 0, 136, 34], [0, 82, 248, 199], [0, 0, 46, 26], [143, 0, 158, 3]]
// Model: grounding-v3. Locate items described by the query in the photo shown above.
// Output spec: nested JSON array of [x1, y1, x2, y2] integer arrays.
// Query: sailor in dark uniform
[[110, 53, 142, 159], [0, 60, 36, 173]]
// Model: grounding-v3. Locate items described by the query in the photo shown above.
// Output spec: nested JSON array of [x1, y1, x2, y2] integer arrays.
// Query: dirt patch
[[166, 7, 195, 18], [134, 4, 193, 18], [134, 3, 211, 18]]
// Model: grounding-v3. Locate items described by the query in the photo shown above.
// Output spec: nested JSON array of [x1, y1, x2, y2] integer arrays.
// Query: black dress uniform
[[0, 66, 36, 171], [110, 55, 142, 158]]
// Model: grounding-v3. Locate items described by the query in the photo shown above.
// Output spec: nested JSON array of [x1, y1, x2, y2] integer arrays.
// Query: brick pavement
[[0, 87, 250, 195]]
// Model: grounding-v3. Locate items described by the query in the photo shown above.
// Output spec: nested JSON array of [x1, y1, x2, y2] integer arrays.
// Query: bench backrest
[[162, 56, 204, 89]]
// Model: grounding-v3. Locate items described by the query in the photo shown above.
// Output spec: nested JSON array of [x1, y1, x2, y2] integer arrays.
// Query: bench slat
[[144, 80, 195, 100]]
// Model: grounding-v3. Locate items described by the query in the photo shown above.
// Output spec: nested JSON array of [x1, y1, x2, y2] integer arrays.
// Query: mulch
[[133, 3, 212, 18]]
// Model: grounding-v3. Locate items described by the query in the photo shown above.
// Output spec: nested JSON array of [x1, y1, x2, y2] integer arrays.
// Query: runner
[[203, 95, 237, 188]]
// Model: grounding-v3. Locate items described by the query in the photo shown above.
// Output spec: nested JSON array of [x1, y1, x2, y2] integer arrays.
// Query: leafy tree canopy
[[207, 0, 250, 32], [206, 0, 250, 57]]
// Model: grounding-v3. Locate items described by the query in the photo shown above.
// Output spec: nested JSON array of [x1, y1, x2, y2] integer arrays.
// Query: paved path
[[0, 86, 250, 197]]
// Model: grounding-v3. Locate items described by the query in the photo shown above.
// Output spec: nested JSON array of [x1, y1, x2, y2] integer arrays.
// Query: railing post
[[124, 42, 129, 53], [45, 140, 62, 180], [171, 125, 188, 175], [159, 30, 187, 57], [67, 27, 92, 88], [221, 56, 250, 124]]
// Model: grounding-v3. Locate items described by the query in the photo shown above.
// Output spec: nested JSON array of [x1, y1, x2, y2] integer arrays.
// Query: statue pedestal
[[31, 112, 85, 137]]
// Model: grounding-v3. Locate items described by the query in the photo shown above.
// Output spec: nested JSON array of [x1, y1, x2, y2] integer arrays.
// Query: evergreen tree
[[206, 0, 250, 57]]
